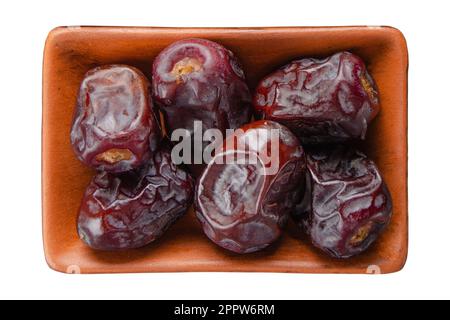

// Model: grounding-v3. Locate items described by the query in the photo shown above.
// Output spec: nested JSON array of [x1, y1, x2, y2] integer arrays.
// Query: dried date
[[77, 144, 194, 250], [71, 65, 161, 172], [254, 52, 379, 144], [152, 38, 252, 176], [294, 146, 392, 258], [195, 120, 306, 254]]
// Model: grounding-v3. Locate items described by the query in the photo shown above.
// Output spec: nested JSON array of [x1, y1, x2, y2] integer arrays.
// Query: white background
[[0, 0, 448, 300]]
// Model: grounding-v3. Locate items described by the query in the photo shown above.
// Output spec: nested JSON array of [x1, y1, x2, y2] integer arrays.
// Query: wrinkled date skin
[[77, 144, 194, 250], [71, 65, 161, 172], [254, 52, 380, 144], [195, 120, 306, 254], [294, 146, 392, 258], [152, 38, 252, 176]]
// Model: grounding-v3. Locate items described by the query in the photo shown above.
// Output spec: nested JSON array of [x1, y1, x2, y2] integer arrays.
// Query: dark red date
[[77, 144, 194, 250], [152, 38, 252, 176], [195, 120, 306, 254], [71, 65, 161, 172], [294, 146, 392, 258], [254, 52, 379, 144]]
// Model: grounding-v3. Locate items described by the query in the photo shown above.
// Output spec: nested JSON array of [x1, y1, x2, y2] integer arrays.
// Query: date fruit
[[152, 38, 252, 176], [71, 65, 161, 172], [254, 52, 379, 144], [77, 144, 194, 250], [195, 120, 306, 254], [294, 146, 392, 258]]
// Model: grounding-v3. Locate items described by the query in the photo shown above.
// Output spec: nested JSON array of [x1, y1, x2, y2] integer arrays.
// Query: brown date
[[195, 120, 306, 254], [254, 52, 379, 144], [294, 146, 392, 258], [77, 143, 194, 250], [152, 38, 252, 176], [71, 65, 161, 172]]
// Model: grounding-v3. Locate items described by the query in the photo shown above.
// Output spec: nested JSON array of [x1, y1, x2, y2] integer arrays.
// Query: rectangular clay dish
[[42, 26, 408, 274]]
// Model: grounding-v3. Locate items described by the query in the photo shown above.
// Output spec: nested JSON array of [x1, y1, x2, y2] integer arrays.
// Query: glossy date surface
[[294, 146, 392, 258], [71, 65, 161, 172], [77, 144, 194, 250], [195, 120, 306, 254], [254, 52, 379, 144], [152, 38, 252, 175]]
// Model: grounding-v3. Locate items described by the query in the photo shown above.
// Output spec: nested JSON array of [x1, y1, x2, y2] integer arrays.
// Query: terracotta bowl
[[42, 26, 408, 274]]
